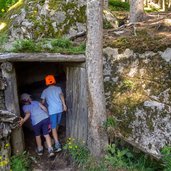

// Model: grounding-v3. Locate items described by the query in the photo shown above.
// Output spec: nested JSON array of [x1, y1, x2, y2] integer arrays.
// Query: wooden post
[[1, 62, 24, 155], [86, 0, 108, 157]]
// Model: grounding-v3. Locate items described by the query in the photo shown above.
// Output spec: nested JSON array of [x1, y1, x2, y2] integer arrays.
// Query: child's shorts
[[50, 112, 62, 129], [33, 118, 50, 136]]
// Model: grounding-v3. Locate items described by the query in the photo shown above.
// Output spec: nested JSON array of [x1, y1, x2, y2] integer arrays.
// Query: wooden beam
[[0, 53, 86, 62]]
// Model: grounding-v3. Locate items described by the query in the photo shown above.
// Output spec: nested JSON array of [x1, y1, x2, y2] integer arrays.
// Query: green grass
[[10, 38, 86, 54], [12, 39, 41, 52], [109, 0, 130, 11]]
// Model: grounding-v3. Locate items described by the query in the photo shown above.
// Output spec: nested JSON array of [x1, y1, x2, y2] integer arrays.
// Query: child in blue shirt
[[41, 75, 67, 152], [19, 93, 54, 158]]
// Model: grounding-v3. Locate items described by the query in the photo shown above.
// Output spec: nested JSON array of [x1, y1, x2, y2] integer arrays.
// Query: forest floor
[[103, 11, 171, 53]]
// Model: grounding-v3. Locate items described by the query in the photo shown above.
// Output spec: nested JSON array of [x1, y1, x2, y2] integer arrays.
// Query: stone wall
[[103, 47, 171, 157]]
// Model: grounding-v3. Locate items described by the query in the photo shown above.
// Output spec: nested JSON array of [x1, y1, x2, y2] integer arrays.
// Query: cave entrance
[[15, 62, 67, 150], [0, 54, 87, 154]]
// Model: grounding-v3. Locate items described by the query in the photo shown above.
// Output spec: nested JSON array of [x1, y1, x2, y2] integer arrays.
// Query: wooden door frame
[[0, 53, 86, 154]]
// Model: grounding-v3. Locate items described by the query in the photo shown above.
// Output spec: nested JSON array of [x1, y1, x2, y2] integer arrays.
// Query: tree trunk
[[103, 0, 109, 8], [1, 62, 24, 155], [168, 0, 171, 10], [86, 0, 108, 157], [130, 0, 144, 23], [163, 0, 166, 10]]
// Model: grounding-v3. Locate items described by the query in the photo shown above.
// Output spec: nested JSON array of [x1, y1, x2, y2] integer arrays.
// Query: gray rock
[[103, 47, 171, 157], [161, 48, 171, 62]]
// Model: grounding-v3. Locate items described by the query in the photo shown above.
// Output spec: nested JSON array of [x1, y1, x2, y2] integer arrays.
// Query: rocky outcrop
[[5, 0, 86, 40], [103, 47, 171, 158]]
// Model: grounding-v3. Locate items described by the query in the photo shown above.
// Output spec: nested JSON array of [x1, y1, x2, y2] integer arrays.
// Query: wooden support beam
[[1, 62, 24, 155], [0, 53, 86, 62]]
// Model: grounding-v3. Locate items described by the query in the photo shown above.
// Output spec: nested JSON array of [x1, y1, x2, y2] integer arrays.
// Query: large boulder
[[103, 47, 171, 158], [1, 0, 86, 40]]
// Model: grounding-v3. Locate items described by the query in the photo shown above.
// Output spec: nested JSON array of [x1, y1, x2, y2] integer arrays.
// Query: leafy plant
[[161, 146, 171, 171], [64, 138, 90, 166], [10, 151, 31, 171], [109, 0, 130, 11], [105, 144, 133, 169], [105, 143, 159, 171]]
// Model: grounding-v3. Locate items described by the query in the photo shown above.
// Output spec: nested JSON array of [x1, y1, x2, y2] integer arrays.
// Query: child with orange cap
[[19, 93, 55, 157], [41, 75, 67, 152]]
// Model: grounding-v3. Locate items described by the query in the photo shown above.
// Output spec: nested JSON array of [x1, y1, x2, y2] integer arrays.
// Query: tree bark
[[130, 0, 144, 23], [163, 0, 166, 10], [86, 0, 108, 157], [1, 62, 24, 155], [103, 0, 109, 8]]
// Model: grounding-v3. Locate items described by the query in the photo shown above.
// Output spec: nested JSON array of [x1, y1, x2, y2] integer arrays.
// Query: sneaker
[[36, 148, 43, 156], [54, 143, 62, 153], [48, 149, 55, 158]]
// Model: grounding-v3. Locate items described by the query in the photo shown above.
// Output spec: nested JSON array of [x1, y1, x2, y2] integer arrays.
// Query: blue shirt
[[22, 101, 48, 126], [41, 85, 63, 115]]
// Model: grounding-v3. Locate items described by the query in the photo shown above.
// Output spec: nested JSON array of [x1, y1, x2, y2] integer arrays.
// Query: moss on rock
[[104, 48, 171, 156], [0, 0, 86, 42]]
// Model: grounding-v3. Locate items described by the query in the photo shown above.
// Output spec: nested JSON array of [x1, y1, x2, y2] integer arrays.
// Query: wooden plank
[[1, 62, 24, 155], [0, 53, 86, 62], [78, 68, 88, 142], [66, 66, 88, 142]]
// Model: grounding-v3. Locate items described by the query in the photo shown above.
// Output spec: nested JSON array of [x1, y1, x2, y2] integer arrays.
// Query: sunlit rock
[[104, 48, 171, 157]]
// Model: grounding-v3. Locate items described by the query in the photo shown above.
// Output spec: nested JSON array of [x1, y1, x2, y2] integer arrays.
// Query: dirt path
[[24, 126, 77, 171]]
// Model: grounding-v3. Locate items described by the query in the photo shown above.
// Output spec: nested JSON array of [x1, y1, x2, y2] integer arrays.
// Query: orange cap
[[45, 75, 56, 85]]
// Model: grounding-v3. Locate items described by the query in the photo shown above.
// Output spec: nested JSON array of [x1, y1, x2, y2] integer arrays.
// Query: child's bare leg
[[35, 136, 43, 149], [44, 134, 52, 148], [52, 128, 59, 142]]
